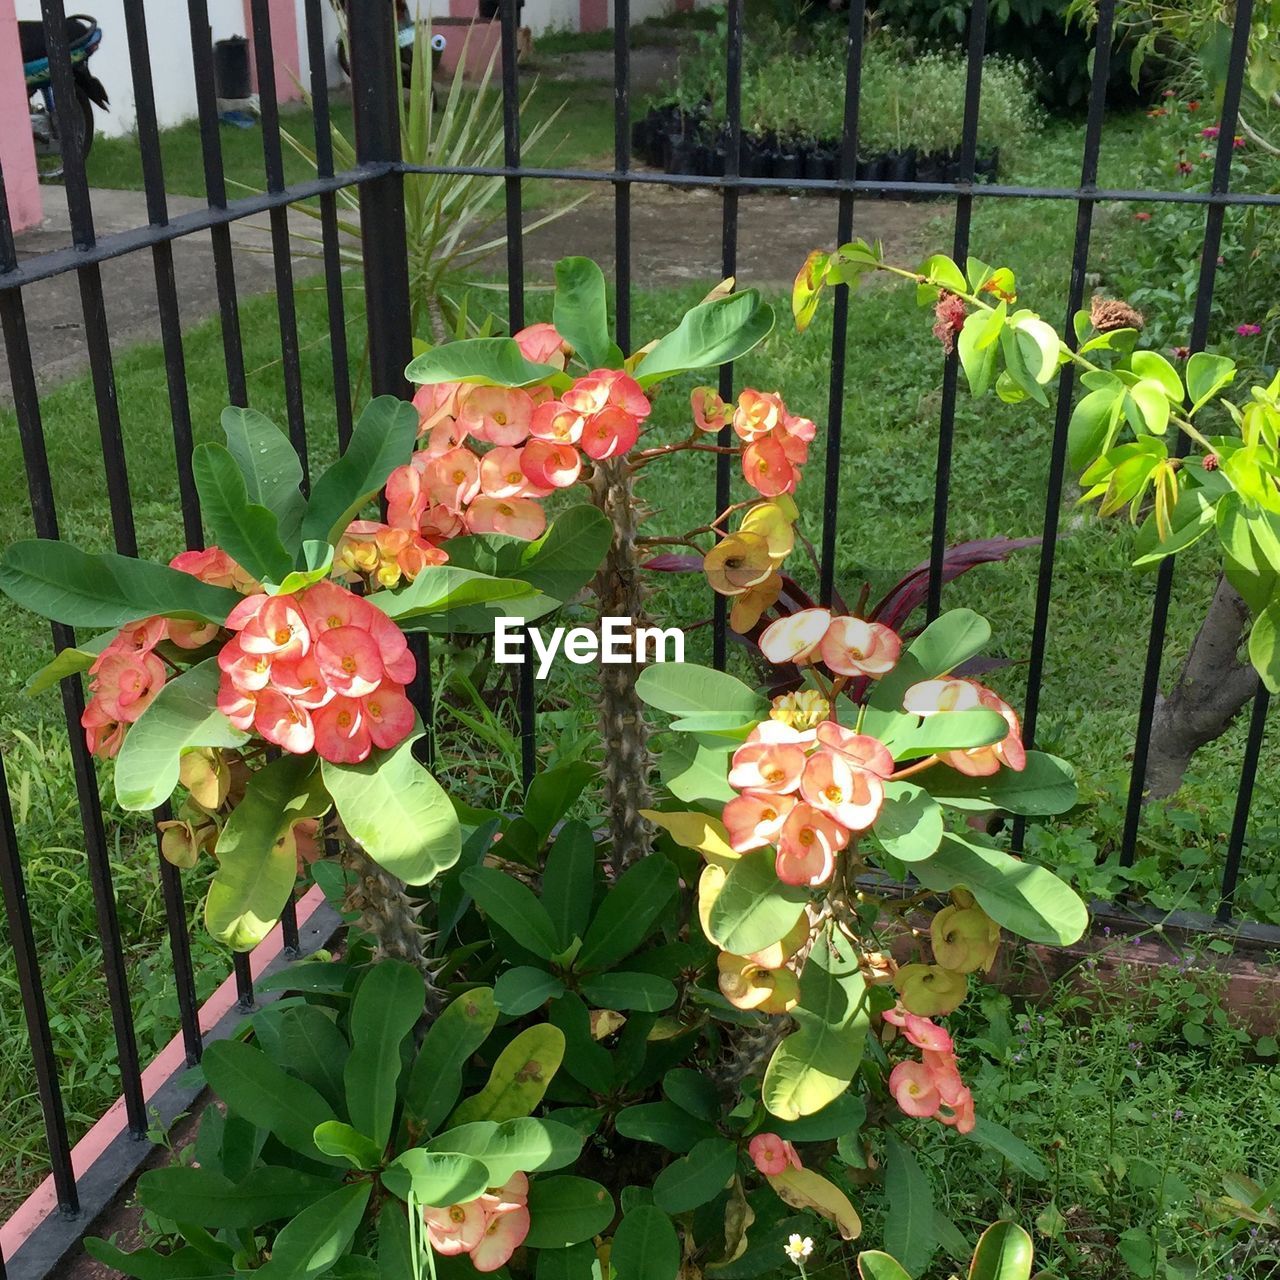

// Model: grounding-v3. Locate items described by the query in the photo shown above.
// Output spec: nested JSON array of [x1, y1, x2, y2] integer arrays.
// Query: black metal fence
[[0, 0, 1273, 1274]]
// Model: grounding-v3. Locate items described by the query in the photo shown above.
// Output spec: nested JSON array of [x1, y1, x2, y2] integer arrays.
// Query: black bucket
[[214, 35, 251, 100]]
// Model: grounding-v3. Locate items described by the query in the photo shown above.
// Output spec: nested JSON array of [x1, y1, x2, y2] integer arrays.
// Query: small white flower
[[784, 1234, 814, 1265]]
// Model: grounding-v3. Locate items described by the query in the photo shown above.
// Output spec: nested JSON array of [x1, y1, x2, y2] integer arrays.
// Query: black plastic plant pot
[[631, 119, 652, 165], [885, 148, 917, 185], [691, 143, 717, 176], [803, 150, 834, 182], [666, 137, 696, 175], [915, 151, 944, 186], [740, 137, 767, 179], [773, 152, 803, 182], [975, 148, 999, 182]]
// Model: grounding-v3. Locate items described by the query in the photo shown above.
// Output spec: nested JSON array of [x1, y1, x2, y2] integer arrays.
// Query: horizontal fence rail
[[0, 0, 1272, 1274]]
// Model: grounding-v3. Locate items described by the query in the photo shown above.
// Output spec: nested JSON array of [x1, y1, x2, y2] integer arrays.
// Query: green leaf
[[381, 1150, 490, 1208], [763, 934, 870, 1120], [772, 1092, 866, 1142], [612, 1205, 680, 1280], [963, 1116, 1048, 1179], [661, 1068, 721, 1123], [406, 338, 567, 390], [134, 1165, 337, 1228], [924, 751, 1078, 816], [312, 1121, 382, 1170], [1248, 603, 1280, 692], [272, 542, 334, 595], [463, 865, 562, 959], [884, 707, 1009, 760], [871, 782, 944, 863], [83, 1240, 230, 1279], [548, 992, 616, 1093], [1126, 379, 1171, 435], [192, 443, 294, 583], [1133, 486, 1218, 566], [636, 662, 767, 721], [658, 735, 736, 804], [580, 972, 678, 1012], [1186, 351, 1236, 410], [495, 966, 566, 1016], [706, 853, 808, 956], [911, 835, 1088, 946], [200, 1040, 338, 1162], [857, 1253, 913, 1280], [378, 1204, 413, 1280], [322, 733, 461, 886], [269, 1006, 350, 1111], [205, 755, 329, 950], [525, 1176, 617, 1249], [535, 1242, 597, 1280], [615, 1101, 717, 1153], [883, 1133, 936, 1278], [113, 659, 249, 812], [301, 397, 419, 546], [368, 565, 536, 629], [998, 326, 1049, 404], [429, 1117, 584, 1186], [635, 291, 775, 387], [254, 1182, 371, 1278], [1130, 349, 1184, 402], [0, 539, 240, 629], [918, 253, 967, 294], [543, 820, 597, 948], [448, 1024, 566, 1125], [345, 960, 426, 1147], [652, 1137, 737, 1214], [576, 852, 678, 971], [553, 257, 614, 368], [1068, 384, 1125, 470], [221, 406, 306, 551], [525, 761, 596, 844], [23, 631, 112, 696], [968, 1221, 1035, 1280], [956, 301, 1004, 397], [402, 988, 499, 1138]]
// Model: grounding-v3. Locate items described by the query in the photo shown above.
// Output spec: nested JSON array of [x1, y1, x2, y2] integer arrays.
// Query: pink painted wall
[[241, 0, 303, 104], [579, 0, 608, 32], [0, 0, 42, 231], [435, 17, 501, 84]]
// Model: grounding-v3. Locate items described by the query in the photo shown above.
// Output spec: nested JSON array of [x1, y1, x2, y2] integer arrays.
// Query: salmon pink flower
[[729, 726, 809, 793], [314, 626, 384, 697], [723, 790, 796, 852], [733, 389, 784, 442], [312, 696, 372, 764], [89, 648, 167, 723], [939, 687, 1026, 776], [412, 381, 466, 435], [814, 722, 895, 778], [820, 616, 901, 677], [799, 747, 885, 831], [361, 684, 415, 750], [427, 446, 483, 510], [529, 400, 586, 445], [169, 546, 257, 593], [238, 596, 310, 661], [742, 434, 800, 497], [479, 1172, 529, 1215], [903, 677, 982, 716], [424, 419, 471, 457], [759, 608, 832, 665], [579, 405, 640, 460], [81, 701, 126, 758], [270, 652, 331, 709], [884, 1006, 954, 1052], [458, 386, 534, 446], [691, 385, 732, 433], [469, 1204, 530, 1272], [748, 1133, 802, 1176], [521, 438, 581, 490], [480, 445, 533, 498], [776, 803, 845, 886], [253, 689, 316, 754], [564, 369, 650, 420], [466, 495, 547, 540], [513, 321, 570, 369], [423, 1201, 487, 1256], [889, 1060, 941, 1118]]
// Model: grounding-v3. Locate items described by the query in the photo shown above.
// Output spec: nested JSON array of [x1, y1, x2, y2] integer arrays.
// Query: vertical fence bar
[[0, 747, 79, 1214], [249, 0, 310, 488], [925, 0, 988, 621], [304, 0, 354, 449], [712, 0, 744, 671], [1010, 0, 1116, 853], [1217, 689, 1270, 922], [818, 0, 866, 607], [1120, 0, 1255, 866], [187, 0, 249, 405], [120, 0, 205, 1068], [613, 0, 631, 354]]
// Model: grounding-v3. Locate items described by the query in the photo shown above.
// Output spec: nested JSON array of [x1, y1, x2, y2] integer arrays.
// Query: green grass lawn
[[2, 103, 1276, 1228]]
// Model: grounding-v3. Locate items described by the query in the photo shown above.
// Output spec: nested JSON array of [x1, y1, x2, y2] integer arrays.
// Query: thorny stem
[[878, 263, 1219, 454]]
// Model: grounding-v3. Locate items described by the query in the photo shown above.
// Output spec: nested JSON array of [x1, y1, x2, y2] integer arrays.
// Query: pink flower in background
[[692, 385, 733, 433], [722, 790, 796, 852], [459, 386, 535, 447], [1201, 125, 1220, 139], [820, 616, 901, 677], [513, 321, 570, 369], [1237, 323, 1262, 336], [1134, 211, 1151, 222], [466, 495, 547, 540], [748, 1133, 803, 1176]]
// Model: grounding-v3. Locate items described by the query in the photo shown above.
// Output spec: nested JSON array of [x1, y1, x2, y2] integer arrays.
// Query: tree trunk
[[589, 459, 653, 870], [1143, 574, 1259, 800]]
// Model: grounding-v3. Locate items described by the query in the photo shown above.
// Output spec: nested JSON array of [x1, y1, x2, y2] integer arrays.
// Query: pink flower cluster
[[691, 386, 817, 498], [82, 548, 256, 758], [722, 717, 893, 886], [216, 580, 415, 764], [885, 1006, 976, 1134], [902, 677, 1026, 777], [747, 1132, 803, 1176], [388, 325, 651, 546], [423, 1174, 530, 1273]]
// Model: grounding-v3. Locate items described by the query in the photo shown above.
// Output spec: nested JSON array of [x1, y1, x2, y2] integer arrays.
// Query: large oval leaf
[[462, 865, 561, 960], [883, 1133, 935, 1274], [969, 1221, 1035, 1280], [402, 988, 499, 1138], [447, 1024, 565, 1126], [576, 853, 678, 971], [135, 1165, 338, 1228], [871, 781, 943, 863], [635, 662, 767, 721], [706, 852, 808, 955], [610, 1205, 680, 1280], [635, 290, 775, 387], [322, 733, 461, 886], [428, 1116, 584, 1186], [525, 1176, 616, 1249], [652, 1137, 737, 1214], [406, 338, 566, 389], [553, 257, 613, 369], [345, 961, 426, 1147], [192, 442, 294, 584], [767, 1166, 862, 1241], [0, 539, 240, 629], [114, 659, 248, 812], [255, 1182, 371, 1279], [911, 836, 1088, 945], [381, 1150, 490, 1209], [221, 406, 306, 552], [924, 751, 1078, 816]]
